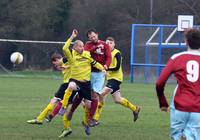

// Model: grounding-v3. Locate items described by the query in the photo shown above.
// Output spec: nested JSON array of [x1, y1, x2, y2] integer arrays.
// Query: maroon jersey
[[156, 50, 200, 112], [84, 40, 111, 72]]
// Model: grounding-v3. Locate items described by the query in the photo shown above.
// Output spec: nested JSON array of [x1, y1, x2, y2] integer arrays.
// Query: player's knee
[[91, 93, 99, 100], [50, 97, 60, 105], [113, 95, 122, 104], [113, 99, 121, 104], [84, 100, 91, 109], [68, 82, 77, 91]]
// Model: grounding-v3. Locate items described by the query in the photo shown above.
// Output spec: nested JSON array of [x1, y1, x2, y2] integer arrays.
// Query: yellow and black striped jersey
[[107, 49, 123, 82]]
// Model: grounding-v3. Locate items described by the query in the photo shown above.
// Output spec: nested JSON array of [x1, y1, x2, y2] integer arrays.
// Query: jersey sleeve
[[84, 51, 104, 71], [91, 60, 104, 71], [62, 38, 73, 63], [108, 52, 121, 71], [104, 43, 112, 67], [156, 58, 174, 108]]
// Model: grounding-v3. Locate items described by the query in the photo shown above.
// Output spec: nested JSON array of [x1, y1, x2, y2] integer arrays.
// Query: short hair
[[86, 28, 98, 38], [184, 28, 200, 50], [51, 53, 62, 62], [106, 36, 115, 42]]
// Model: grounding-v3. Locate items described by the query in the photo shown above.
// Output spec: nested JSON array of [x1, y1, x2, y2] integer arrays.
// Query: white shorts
[[91, 72, 105, 94]]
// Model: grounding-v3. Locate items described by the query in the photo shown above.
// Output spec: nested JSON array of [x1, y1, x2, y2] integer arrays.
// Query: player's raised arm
[[62, 29, 78, 62]]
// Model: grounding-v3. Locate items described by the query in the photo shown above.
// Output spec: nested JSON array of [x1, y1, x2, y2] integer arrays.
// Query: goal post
[[129, 24, 198, 83]]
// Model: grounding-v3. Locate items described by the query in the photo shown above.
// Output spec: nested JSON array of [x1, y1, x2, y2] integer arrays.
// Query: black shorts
[[68, 91, 78, 104], [106, 79, 121, 94], [54, 83, 68, 99], [69, 79, 91, 101], [54, 83, 77, 101]]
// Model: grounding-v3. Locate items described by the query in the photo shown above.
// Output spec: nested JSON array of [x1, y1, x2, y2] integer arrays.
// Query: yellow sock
[[63, 114, 70, 129], [62, 89, 72, 108], [120, 98, 137, 112], [37, 103, 53, 122], [83, 107, 89, 125], [93, 102, 104, 121]]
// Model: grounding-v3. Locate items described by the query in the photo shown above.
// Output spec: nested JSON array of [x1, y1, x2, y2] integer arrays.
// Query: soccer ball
[[10, 52, 23, 64]]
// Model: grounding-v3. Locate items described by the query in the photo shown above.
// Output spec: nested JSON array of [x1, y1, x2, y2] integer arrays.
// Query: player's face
[[52, 58, 61, 67], [88, 32, 98, 43], [74, 41, 84, 54], [106, 40, 115, 50]]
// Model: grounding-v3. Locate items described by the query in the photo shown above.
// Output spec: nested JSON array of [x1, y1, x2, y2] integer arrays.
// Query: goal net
[[0, 39, 66, 79]]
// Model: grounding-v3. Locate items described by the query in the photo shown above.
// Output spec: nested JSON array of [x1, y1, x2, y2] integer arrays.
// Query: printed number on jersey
[[186, 60, 199, 82]]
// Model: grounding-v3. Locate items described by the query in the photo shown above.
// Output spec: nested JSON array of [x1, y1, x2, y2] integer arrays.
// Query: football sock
[[63, 113, 70, 129], [120, 98, 137, 112], [62, 89, 72, 108], [93, 102, 104, 121], [37, 103, 53, 122], [83, 106, 89, 125], [89, 99, 98, 120], [70, 95, 82, 112], [51, 101, 62, 117]]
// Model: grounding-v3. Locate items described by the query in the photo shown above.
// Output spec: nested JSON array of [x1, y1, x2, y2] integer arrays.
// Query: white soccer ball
[[10, 52, 23, 64]]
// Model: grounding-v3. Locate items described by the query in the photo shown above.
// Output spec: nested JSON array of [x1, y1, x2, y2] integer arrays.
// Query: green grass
[[0, 77, 176, 140]]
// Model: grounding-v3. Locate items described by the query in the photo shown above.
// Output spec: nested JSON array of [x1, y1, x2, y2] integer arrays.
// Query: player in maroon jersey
[[84, 29, 111, 126], [156, 28, 200, 140]]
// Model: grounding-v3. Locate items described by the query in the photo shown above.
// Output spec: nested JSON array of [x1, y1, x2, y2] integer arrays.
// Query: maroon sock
[[89, 99, 98, 120], [51, 101, 62, 117], [70, 95, 82, 112]]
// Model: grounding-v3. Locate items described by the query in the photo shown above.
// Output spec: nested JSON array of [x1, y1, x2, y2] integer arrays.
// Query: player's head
[[73, 40, 84, 54], [106, 36, 115, 50], [86, 28, 99, 43], [184, 28, 200, 50], [51, 53, 62, 66]]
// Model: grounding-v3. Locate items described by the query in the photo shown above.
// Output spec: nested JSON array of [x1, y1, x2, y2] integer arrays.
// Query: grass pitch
[[0, 77, 175, 140]]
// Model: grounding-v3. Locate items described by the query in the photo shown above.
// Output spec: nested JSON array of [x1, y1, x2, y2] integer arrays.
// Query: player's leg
[[45, 82, 69, 122], [89, 72, 105, 126], [62, 81, 78, 108], [58, 105, 73, 138], [183, 112, 200, 140], [93, 87, 111, 123], [170, 108, 188, 140], [67, 94, 83, 120], [46, 101, 62, 122], [27, 83, 68, 124], [109, 79, 141, 122], [78, 81, 92, 135], [83, 98, 92, 125], [27, 97, 59, 124], [47, 90, 78, 122], [112, 91, 141, 122], [82, 99, 91, 135]]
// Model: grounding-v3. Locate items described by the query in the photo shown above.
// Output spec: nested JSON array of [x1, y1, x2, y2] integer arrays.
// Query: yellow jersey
[[62, 38, 104, 81], [107, 49, 123, 82], [61, 58, 71, 83]]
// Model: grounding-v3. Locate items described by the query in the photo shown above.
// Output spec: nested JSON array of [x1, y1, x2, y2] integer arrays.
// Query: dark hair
[[86, 28, 98, 38], [51, 53, 62, 62], [106, 36, 115, 42], [184, 28, 200, 50]]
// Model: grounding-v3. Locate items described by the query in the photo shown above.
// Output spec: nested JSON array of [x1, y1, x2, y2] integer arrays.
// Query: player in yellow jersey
[[58, 29, 106, 137], [93, 37, 141, 124], [27, 53, 76, 124]]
